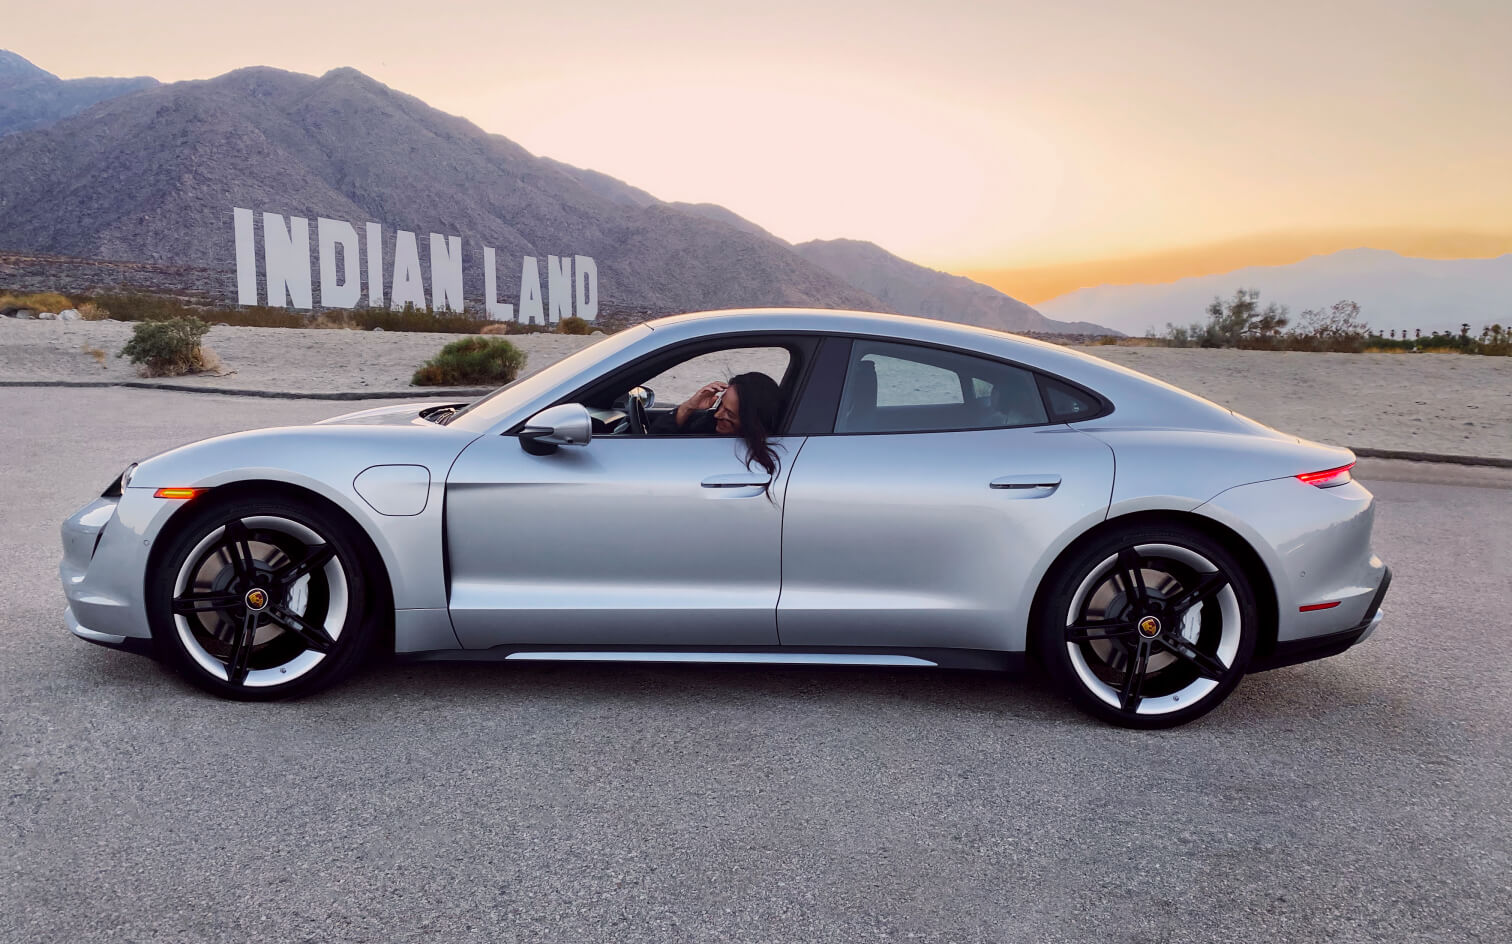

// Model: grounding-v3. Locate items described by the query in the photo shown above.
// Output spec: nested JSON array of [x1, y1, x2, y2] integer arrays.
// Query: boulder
[[14, 309, 36, 319], [37, 311, 58, 320], [59, 309, 81, 321]]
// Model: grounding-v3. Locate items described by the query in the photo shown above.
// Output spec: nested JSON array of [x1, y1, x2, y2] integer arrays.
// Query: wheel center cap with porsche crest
[[244, 587, 270, 612], [1138, 615, 1162, 638]]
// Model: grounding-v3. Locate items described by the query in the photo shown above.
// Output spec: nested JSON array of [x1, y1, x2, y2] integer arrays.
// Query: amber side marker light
[[1296, 463, 1355, 488], [154, 487, 208, 500]]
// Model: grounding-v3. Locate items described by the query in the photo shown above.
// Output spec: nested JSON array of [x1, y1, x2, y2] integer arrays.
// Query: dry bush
[[117, 318, 214, 377], [558, 316, 591, 335], [77, 302, 111, 320], [478, 322, 512, 335], [412, 337, 526, 386]]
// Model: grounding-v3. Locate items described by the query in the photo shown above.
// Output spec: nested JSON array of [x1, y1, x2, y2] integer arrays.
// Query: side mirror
[[519, 403, 592, 455], [628, 386, 655, 409]]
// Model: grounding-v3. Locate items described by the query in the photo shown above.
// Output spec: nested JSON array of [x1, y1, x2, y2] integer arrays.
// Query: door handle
[[990, 474, 1062, 490], [701, 473, 772, 488]]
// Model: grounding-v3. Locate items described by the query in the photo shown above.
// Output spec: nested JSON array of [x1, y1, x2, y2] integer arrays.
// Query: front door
[[445, 432, 798, 650]]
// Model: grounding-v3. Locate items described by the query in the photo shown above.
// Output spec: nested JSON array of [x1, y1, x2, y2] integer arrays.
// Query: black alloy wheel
[[1035, 523, 1258, 728], [146, 495, 379, 699]]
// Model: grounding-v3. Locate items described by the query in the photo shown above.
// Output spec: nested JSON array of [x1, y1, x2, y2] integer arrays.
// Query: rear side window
[[836, 340, 1049, 433], [1039, 376, 1103, 422]]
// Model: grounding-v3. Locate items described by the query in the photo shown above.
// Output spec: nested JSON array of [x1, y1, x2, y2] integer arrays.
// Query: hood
[[316, 402, 466, 427]]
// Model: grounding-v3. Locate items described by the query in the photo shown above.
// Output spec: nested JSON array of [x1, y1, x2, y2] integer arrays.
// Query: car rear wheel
[[146, 495, 379, 699], [1035, 523, 1258, 728]]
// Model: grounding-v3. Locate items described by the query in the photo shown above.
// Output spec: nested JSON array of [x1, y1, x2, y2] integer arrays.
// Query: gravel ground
[[1, 389, 1509, 943], [2, 317, 1509, 460]]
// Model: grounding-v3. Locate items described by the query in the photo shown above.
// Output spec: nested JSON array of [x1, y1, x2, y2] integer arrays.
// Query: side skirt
[[396, 644, 1026, 673]]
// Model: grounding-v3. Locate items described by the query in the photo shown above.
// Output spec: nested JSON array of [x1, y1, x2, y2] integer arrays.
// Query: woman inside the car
[[651, 371, 783, 478]]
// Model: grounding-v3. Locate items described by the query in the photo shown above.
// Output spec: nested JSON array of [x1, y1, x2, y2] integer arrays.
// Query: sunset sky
[[10, 0, 1510, 302]]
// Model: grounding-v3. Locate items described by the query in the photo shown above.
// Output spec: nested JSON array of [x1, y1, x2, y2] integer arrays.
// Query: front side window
[[835, 340, 1049, 434]]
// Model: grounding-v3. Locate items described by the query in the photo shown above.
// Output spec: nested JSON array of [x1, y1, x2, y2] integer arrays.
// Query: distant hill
[[794, 239, 1114, 335], [0, 50, 157, 137], [1036, 249, 1512, 337], [0, 60, 878, 313], [0, 49, 1106, 334]]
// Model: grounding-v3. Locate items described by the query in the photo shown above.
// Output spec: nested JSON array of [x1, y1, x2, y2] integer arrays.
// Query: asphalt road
[[3, 389, 1509, 944]]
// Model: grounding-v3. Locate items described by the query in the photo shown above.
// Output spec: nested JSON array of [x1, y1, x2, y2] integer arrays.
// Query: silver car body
[[61, 309, 1387, 669]]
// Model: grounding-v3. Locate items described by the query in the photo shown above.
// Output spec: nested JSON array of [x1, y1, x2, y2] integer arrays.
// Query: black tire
[[1034, 523, 1258, 729], [145, 494, 381, 700]]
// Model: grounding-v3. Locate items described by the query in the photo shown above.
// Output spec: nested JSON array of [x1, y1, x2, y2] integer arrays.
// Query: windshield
[[443, 325, 654, 432]]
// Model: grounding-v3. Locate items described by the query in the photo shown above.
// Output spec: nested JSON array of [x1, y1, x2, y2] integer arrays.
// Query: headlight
[[101, 463, 137, 499]]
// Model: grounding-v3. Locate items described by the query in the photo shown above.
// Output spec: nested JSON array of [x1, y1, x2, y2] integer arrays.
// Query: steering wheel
[[627, 394, 648, 435]]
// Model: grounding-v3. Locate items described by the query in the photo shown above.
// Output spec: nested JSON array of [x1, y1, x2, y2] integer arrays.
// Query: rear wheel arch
[[1028, 509, 1279, 665], [145, 480, 396, 652]]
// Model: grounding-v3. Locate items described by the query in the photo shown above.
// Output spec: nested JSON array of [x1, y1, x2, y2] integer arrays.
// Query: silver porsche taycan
[[60, 309, 1390, 727]]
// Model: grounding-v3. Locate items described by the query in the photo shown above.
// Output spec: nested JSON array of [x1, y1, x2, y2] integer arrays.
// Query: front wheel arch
[[144, 480, 396, 655], [1027, 509, 1278, 667]]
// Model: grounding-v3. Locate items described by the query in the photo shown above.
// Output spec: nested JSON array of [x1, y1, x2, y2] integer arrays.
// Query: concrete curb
[[0, 379, 491, 400], [4, 379, 1509, 468], [1349, 447, 1512, 469]]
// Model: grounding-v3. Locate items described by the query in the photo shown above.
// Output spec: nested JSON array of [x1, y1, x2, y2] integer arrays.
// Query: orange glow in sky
[[9, 0, 1510, 301]]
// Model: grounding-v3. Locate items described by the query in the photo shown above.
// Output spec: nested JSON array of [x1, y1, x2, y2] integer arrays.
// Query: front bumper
[[59, 490, 170, 645], [64, 604, 154, 655]]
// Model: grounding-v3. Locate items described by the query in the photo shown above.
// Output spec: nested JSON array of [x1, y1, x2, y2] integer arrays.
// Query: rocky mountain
[[0, 61, 878, 314], [1035, 249, 1512, 337], [794, 239, 1113, 335], [0, 50, 157, 137], [0, 50, 1097, 333]]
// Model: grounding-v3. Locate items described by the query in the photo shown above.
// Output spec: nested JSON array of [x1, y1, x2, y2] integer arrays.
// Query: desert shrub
[[412, 337, 526, 386], [0, 291, 73, 312], [1161, 289, 1289, 348], [77, 301, 111, 320], [1282, 300, 1371, 352], [558, 316, 591, 335], [118, 317, 213, 376], [478, 322, 512, 335]]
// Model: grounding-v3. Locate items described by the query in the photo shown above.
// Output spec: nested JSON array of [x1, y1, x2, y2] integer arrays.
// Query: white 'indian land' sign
[[232, 207, 599, 322]]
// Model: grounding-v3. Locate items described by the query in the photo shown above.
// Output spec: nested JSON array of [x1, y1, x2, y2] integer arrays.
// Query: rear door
[[778, 338, 1115, 651]]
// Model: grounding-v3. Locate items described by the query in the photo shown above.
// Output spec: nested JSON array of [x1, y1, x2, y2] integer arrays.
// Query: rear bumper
[[1251, 567, 1391, 671]]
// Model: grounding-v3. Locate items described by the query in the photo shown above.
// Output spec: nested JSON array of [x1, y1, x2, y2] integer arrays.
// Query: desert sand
[[1, 318, 1507, 460]]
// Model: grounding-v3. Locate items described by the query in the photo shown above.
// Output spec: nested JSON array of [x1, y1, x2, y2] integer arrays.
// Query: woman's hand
[[676, 381, 728, 426]]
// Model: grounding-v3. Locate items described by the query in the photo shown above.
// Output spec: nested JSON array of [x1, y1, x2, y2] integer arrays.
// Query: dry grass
[[0, 291, 72, 312], [77, 301, 110, 321], [81, 344, 108, 368]]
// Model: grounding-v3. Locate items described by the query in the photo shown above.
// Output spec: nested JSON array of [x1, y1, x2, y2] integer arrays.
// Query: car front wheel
[[1035, 524, 1258, 728], [146, 495, 379, 699]]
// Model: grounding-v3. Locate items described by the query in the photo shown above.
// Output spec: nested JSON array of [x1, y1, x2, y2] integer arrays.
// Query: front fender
[[131, 425, 479, 610]]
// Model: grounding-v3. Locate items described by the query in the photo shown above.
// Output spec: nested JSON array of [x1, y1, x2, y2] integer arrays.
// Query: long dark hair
[[728, 372, 783, 487]]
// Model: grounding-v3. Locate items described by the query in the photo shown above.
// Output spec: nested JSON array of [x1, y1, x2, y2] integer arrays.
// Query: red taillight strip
[[1297, 462, 1355, 488], [1299, 601, 1341, 612], [154, 487, 209, 500]]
